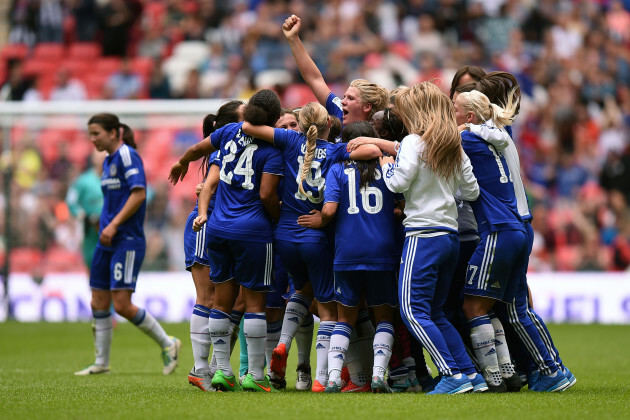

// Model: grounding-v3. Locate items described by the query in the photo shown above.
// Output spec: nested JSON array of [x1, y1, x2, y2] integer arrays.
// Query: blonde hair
[[457, 88, 518, 129], [297, 102, 329, 196], [395, 82, 463, 180], [350, 79, 389, 119], [389, 85, 408, 106]]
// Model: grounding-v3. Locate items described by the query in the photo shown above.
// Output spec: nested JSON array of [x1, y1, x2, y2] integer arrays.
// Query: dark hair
[[474, 71, 521, 115], [379, 108, 408, 141], [327, 115, 342, 142], [243, 89, 282, 127], [342, 121, 379, 190], [449, 66, 486, 99], [454, 82, 477, 95], [88, 113, 136, 149], [200, 100, 245, 174]]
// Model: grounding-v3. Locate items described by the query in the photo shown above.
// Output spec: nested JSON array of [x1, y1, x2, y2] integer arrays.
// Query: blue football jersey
[[325, 162, 397, 270], [208, 122, 284, 243], [325, 92, 344, 124], [273, 128, 350, 243], [461, 130, 523, 233], [99, 143, 146, 250], [193, 150, 220, 214]]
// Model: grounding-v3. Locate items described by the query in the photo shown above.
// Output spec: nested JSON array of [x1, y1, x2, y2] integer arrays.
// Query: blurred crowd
[[1, 0, 630, 273]]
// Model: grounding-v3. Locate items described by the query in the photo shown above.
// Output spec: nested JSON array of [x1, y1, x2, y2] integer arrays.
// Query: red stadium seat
[[62, 60, 91, 79], [95, 57, 122, 76], [85, 73, 109, 99], [41, 247, 86, 274], [1, 43, 29, 62], [9, 247, 44, 273], [67, 42, 101, 60], [33, 43, 65, 61], [22, 58, 60, 78], [132, 57, 154, 77]]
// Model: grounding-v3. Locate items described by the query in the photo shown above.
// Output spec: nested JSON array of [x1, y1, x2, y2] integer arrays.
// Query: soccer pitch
[[1, 323, 628, 419]]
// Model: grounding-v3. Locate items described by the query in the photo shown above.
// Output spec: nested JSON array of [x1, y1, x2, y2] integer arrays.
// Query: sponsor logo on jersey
[[491, 281, 501, 289]]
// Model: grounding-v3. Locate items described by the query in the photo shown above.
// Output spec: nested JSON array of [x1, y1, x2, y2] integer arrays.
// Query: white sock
[[93, 310, 112, 367], [490, 314, 515, 378], [346, 331, 367, 386], [244, 313, 267, 381], [315, 321, 335, 384], [131, 308, 171, 348], [373, 322, 394, 380], [296, 314, 314, 366], [209, 309, 233, 376], [191, 305, 212, 373], [469, 315, 501, 385], [328, 322, 352, 386], [266, 320, 282, 373], [356, 310, 375, 376], [279, 293, 312, 350]]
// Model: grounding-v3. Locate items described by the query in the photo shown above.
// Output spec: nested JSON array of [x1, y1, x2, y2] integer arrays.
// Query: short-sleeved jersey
[[325, 162, 397, 271], [273, 128, 350, 243], [325, 92, 344, 124], [98, 143, 146, 250], [193, 151, 220, 215], [461, 131, 523, 234], [208, 122, 284, 243]]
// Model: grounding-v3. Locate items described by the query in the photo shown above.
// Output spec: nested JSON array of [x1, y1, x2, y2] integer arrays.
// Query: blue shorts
[[207, 236, 272, 292], [275, 239, 335, 303], [334, 270, 398, 307], [464, 229, 528, 302], [90, 245, 145, 291], [183, 210, 211, 271], [267, 248, 289, 308]]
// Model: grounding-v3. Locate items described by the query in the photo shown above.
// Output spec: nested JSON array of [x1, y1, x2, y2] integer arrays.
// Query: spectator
[[103, 58, 142, 99], [0, 62, 31, 101], [37, 0, 64, 43], [98, 0, 134, 57], [148, 63, 171, 99], [68, 0, 99, 42], [50, 69, 87, 101]]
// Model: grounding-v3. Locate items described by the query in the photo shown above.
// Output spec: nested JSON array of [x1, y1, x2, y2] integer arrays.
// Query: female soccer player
[[454, 87, 570, 392], [241, 102, 381, 392], [297, 121, 399, 393], [184, 101, 244, 391], [282, 14, 388, 127], [75, 113, 180, 376], [464, 73, 576, 390], [193, 89, 284, 392], [380, 82, 486, 394]]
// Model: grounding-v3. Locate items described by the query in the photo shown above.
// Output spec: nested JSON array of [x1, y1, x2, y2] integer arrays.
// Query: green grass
[[0, 323, 628, 419]]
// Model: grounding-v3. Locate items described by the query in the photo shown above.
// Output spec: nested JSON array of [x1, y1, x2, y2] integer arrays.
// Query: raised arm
[[283, 15, 331, 106], [241, 122, 275, 143], [169, 136, 215, 185]]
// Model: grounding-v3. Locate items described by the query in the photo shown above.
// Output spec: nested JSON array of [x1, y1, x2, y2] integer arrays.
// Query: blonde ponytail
[[458, 88, 518, 129], [299, 124, 318, 196]]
